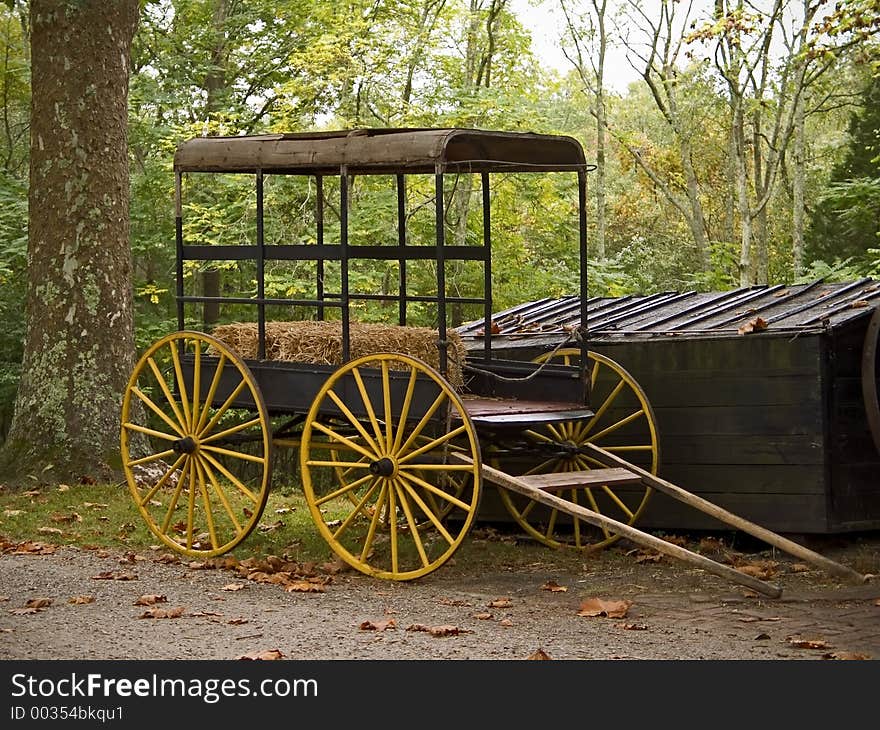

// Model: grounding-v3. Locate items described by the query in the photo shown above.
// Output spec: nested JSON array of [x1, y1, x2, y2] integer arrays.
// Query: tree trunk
[[1, 0, 139, 484]]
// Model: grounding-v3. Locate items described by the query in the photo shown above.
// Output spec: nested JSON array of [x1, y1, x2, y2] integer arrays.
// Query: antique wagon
[[119, 128, 865, 596]]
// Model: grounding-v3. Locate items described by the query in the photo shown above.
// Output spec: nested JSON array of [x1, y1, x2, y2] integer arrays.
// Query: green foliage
[[0, 172, 26, 441]]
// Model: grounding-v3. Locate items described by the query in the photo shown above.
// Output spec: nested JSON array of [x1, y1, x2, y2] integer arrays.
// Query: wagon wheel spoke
[[496, 349, 659, 550], [121, 331, 272, 558], [300, 353, 481, 581]]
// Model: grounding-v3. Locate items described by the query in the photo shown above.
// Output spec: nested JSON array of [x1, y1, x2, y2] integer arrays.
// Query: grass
[[0, 478, 608, 578], [0, 480, 340, 564]]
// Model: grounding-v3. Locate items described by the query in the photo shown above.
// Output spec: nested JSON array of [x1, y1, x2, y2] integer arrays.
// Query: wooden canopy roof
[[173, 128, 589, 175]]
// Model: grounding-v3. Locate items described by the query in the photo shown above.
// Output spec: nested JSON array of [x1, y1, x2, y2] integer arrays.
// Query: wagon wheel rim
[[496, 349, 659, 550], [300, 353, 482, 581], [121, 331, 272, 558]]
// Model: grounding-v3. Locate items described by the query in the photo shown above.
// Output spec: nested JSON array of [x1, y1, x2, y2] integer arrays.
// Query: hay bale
[[210, 320, 466, 387]]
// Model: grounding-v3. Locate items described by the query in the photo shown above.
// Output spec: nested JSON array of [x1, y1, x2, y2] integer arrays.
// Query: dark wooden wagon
[[120, 128, 866, 595]]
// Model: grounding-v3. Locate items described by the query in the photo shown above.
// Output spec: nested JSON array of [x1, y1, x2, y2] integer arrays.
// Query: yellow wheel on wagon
[[497, 349, 659, 550], [300, 353, 482, 580], [121, 331, 273, 558]]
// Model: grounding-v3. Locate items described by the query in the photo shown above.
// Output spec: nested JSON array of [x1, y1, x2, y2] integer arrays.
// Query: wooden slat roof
[[173, 128, 589, 175]]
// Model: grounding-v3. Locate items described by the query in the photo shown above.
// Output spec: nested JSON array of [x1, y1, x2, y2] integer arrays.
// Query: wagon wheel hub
[[369, 457, 397, 478], [172, 435, 198, 454], [560, 440, 581, 456]]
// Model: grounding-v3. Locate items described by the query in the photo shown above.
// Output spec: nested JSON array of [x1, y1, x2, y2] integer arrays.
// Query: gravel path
[[1, 537, 878, 661]]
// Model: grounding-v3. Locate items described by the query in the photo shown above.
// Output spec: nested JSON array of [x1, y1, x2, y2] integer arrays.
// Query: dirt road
[[1, 532, 878, 661]]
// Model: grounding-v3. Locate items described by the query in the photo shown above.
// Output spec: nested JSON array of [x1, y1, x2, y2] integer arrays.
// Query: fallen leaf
[[790, 563, 810, 573], [488, 597, 512, 608], [823, 651, 871, 660], [22, 489, 40, 497], [9, 541, 56, 555], [0, 596, 8, 602], [849, 300, 870, 309], [615, 622, 648, 630], [188, 610, 222, 617], [57, 484, 70, 492], [258, 520, 284, 533], [68, 595, 95, 605], [237, 649, 284, 660], [498, 618, 514, 627], [228, 618, 249, 625], [359, 618, 396, 631], [528, 648, 553, 660], [577, 598, 633, 619], [753, 632, 771, 641], [406, 624, 471, 636], [83, 502, 109, 510], [37, 527, 63, 535], [788, 636, 830, 650], [91, 571, 138, 581], [439, 597, 473, 607], [138, 606, 186, 619], [472, 612, 494, 620], [735, 560, 778, 580], [541, 580, 567, 592], [9, 607, 42, 615], [50, 512, 82, 524], [221, 583, 246, 592], [3, 509, 24, 517], [286, 581, 326, 593], [274, 507, 293, 514], [738, 616, 782, 623], [634, 551, 662, 564], [737, 316, 768, 335], [133, 594, 167, 606], [25, 598, 52, 609]]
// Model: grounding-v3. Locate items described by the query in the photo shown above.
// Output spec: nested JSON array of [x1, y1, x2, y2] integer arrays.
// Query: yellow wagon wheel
[[121, 331, 272, 558], [497, 348, 659, 550], [300, 353, 482, 580]]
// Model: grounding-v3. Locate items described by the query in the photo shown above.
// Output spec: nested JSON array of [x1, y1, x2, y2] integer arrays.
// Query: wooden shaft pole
[[583, 444, 868, 585], [463, 457, 784, 598]]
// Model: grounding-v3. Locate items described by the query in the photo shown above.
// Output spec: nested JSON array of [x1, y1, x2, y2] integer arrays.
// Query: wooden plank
[[518, 467, 641, 491]]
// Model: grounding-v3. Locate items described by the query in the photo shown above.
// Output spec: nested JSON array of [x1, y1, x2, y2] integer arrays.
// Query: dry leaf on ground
[[577, 598, 633, 618], [488, 597, 512, 608], [133, 594, 167, 606], [359, 618, 396, 632], [138, 606, 186, 619], [823, 651, 871, 660], [472, 612, 493, 620], [237, 649, 284, 660], [528, 648, 552, 660], [406, 624, 470, 637], [68, 595, 95, 605], [25, 598, 52, 609], [221, 583, 245, 592], [541, 580, 567, 592], [91, 571, 138, 581], [286, 581, 326, 593], [788, 636, 830, 650]]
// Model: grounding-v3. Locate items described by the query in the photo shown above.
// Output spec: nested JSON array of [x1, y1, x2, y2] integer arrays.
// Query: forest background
[[0, 0, 877, 444]]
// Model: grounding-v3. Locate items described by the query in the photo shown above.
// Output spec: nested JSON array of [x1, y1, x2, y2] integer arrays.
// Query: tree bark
[[1, 0, 139, 484]]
